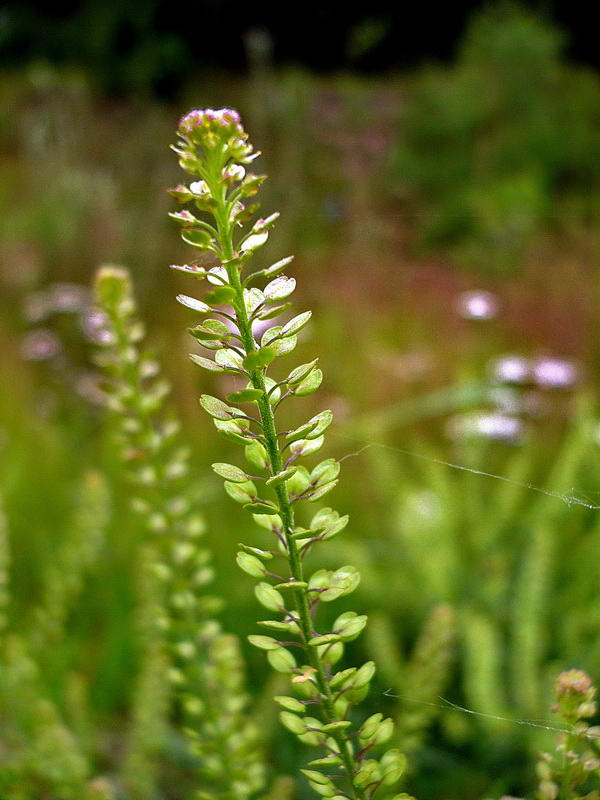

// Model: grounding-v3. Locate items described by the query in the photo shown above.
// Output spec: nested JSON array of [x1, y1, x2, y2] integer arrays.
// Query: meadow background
[[2, 3, 600, 799]]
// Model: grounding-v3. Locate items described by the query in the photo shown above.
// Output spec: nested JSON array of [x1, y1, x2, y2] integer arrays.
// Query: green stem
[[213, 195, 365, 799]]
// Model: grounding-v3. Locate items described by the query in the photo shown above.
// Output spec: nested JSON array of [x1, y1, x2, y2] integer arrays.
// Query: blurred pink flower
[[533, 357, 579, 389], [456, 290, 499, 320], [21, 329, 61, 361], [446, 412, 523, 443], [491, 355, 530, 384]]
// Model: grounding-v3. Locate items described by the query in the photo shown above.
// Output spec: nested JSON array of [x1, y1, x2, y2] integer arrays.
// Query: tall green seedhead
[[169, 107, 409, 800]]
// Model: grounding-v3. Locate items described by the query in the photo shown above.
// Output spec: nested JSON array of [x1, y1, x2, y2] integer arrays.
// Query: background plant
[[388, 3, 600, 271], [94, 264, 265, 800]]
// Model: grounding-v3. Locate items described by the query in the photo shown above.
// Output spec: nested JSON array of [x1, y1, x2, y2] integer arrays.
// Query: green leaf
[[380, 749, 407, 785], [177, 294, 210, 312], [226, 388, 264, 403], [245, 440, 269, 470], [261, 326, 282, 346], [285, 420, 319, 442], [257, 619, 299, 633], [355, 760, 381, 789], [310, 459, 340, 486], [224, 480, 256, 504], [236, 552, 266, 578], [257, 302, 292, 320], [238, 543, 273, 560], [266, 467, 297, 487], [320, 565, 361, 602], [274, 580, 309, 591], [263, 255, 294, 277], [244, 287, 265, 314], [308, 633, 341, 647], [215, 348, 244, 370], [309, 565, 360, 602], [243, 348, 276, 371], [321, 721, 352, 733], [318, 640, 344, 667], [204, 285, 236, 305], [188, 354, 224, 372], [267, 647, 296, 673], [255, 582, 284, 612], [305, 410, 333, 439], [247, 635, 280, 651], [192, 318, 231, 338], [192, 336, 223, 350], [301, 770, 332, 786], [214, 418, 253, 445], [200, 395, 236, 420], [374, 717, 394, 745], [358, 713, 383, 744], [353, 661, 376, 688], [308, 757, 342, 768], [285, 466, 311, 496], [270, 334, 297, 357], [211, 462, 249, 482], [287, 359, 319, 387], [241, 231, 269, 252], [290, 436, 325, 458], [280, 710, 306, 734], [275, 696, 305, 712], [322, 515, 349, 541], [306, 480, 339, 503], [252, 513, 283, 531], [190, 330, 223, 342], [182, 228, 213, 248], [311, 507, 337, 529], [301, 771, 337, 797], [243, 501, 280, 515], [282, 311, 312, 336], [264, 276, 296, 300], [292, 369, 323, 396], [298, 717, 324, 746], [334, 612, 368, 642], [330, 668, 357, 690]]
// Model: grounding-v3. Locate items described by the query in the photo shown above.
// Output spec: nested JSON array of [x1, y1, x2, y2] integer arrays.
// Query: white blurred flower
[[48, 283, 90, 313], [446, 412, 524, 443], [189, 180, 208, 195], [456, 290, 499, 320], [532, 357, 579, 389], [491, 355, 530, 384]]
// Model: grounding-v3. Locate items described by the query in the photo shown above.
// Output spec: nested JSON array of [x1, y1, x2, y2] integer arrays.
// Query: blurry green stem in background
[[94, 266, 265, 800]]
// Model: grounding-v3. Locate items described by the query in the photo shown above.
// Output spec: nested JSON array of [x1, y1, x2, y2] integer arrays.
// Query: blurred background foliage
[[2, 2, 600, 799]]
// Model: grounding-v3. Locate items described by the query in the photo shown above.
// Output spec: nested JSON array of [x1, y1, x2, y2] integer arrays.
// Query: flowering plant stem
[[170, 107, 408, 800], [217, 191, 364, 799]]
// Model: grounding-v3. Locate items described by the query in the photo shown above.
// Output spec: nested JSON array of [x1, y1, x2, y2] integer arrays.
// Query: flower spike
[[169, 108, 411, 800]]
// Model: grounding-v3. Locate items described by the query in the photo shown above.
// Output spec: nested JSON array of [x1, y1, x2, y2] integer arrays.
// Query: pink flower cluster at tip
[[179, 107, 243, 137]]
